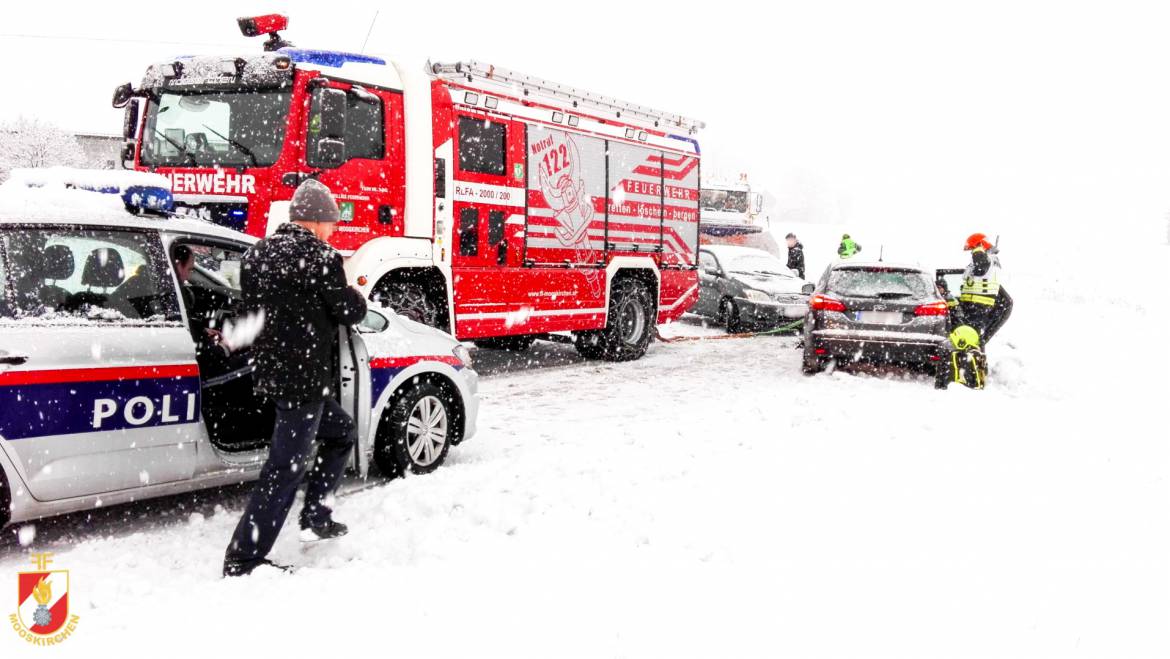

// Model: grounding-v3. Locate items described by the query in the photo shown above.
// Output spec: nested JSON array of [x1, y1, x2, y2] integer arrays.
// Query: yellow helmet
[[950, 325, 981, 350]]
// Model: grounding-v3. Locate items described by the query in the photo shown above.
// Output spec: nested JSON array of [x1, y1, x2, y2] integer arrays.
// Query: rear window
[[827, 268, 933, 299]]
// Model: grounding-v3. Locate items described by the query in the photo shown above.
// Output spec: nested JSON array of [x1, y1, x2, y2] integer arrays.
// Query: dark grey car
[[801, 262, 951, 377], [693, 245, 814, 332]]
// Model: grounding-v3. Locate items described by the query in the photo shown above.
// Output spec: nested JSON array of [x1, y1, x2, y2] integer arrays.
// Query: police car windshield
[[140, 89, 291, 168], [828, 268, 932, 299]]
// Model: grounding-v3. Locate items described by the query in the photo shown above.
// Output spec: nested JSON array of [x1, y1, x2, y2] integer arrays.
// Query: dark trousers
[[225, 397, 356, 566], [959, 287, 1013, 347]]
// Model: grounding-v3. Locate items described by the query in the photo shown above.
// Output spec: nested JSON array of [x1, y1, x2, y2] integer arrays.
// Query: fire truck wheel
[[597, 277, 655, 361], [379, 281, 445, 330], [375, 381, 455, 476], [473, 336, 535, 351]]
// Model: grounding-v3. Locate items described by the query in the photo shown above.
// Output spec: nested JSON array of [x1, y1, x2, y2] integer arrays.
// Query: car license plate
[[857, 311, 903, 324]]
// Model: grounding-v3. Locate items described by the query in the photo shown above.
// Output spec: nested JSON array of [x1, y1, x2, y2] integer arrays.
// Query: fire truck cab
[[114, 15, 704, 361]]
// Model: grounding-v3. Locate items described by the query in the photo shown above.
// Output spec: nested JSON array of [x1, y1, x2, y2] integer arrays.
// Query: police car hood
[[358, 305, 461, 360]]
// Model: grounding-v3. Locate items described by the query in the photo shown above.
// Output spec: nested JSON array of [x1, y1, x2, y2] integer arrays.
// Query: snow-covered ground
[[2, 226, 1168, 657]]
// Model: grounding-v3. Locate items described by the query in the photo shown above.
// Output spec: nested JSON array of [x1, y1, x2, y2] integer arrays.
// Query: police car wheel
[[377, 382, 453, 476], [597, 278, 654, 362]]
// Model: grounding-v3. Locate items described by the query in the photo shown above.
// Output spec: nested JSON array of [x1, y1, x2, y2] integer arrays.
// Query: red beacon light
[[237, 14, 294, 51]]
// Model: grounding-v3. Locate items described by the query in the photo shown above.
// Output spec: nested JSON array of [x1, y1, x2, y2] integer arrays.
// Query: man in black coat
[[224, 179, 367, 577], [785, 233, 806, 280]]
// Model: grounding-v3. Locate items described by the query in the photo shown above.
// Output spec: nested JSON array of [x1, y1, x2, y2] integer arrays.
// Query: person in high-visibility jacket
[[838, 234, 862, 259], [959, 233, 1013, 345]]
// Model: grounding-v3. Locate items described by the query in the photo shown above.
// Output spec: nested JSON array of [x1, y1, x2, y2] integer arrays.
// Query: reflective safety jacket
[[838, 238, 861, 258], [960, 246, 1001, 306]]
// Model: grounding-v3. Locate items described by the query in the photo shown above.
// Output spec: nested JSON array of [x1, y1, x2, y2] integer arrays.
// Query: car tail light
[[914, 301, 950, 316], [810, 294, 846, 312]]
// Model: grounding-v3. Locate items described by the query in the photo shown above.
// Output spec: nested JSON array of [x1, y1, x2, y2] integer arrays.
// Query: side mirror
[[801, 283, 815, 295], [703, 266, 721, 277], [318, 88, 347, 138], [112, 82, 134, 109], [751, 192, 763, 213], [122, 100, 140, 140], [357, 309, 390, 333], [120, 142, 136, 170], [315, 138, 346, 169]]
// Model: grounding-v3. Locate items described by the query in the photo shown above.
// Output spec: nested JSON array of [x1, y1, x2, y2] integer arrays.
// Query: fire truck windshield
[[140, 90, 291, 168], [700, 189, 750, 213]]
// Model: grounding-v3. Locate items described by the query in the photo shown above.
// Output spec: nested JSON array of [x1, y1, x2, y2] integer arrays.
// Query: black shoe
[[299, 520, 348, 543], [223, 558, 293, 577]]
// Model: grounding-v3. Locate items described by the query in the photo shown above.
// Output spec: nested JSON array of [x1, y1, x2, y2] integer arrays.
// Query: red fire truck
[[113, 15, 704, 360]]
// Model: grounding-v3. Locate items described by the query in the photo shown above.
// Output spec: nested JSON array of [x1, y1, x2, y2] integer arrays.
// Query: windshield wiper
[[152, 128, 196, 166], [875, 292, 914, 299], [200, 123, 258, 167]]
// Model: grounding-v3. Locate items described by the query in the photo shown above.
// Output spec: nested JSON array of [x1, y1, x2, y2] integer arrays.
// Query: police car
[[0, 169, 478, 529]]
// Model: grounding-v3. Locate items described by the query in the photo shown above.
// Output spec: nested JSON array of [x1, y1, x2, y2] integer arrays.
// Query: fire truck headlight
[[274, 57, 291, 71], [452, 344, 473, 368]]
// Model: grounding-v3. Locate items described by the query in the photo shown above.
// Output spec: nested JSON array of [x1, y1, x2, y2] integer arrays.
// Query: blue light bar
[[121, 185, 174, 214], [279, 48, 385, 68]]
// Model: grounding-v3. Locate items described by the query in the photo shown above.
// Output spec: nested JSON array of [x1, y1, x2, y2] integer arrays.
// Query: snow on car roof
[[0, 169, 255, 244]]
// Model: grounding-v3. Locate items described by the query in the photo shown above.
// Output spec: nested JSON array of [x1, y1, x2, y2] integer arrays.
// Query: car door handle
[[0, 354, 29, 365]]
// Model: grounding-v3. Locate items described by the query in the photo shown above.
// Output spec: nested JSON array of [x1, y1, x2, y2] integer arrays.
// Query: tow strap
[[655, 318, 805, 343]]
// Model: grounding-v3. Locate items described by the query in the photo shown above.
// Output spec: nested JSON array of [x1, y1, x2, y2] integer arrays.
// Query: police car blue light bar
[[120, 185, 174, 214]]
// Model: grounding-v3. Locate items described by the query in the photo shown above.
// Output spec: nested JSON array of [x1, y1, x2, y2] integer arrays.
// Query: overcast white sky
[[2, 0, 1168, 241]]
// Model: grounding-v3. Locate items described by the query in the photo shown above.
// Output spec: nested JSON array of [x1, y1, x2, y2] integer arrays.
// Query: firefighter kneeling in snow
[[940, 233, 1014, 389]]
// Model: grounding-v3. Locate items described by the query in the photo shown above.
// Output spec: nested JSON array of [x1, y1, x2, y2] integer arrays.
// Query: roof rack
[[428, 60, 705, 135]]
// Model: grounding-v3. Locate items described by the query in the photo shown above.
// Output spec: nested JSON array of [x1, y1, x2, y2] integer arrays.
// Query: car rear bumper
[[810, 329, 949, 364]]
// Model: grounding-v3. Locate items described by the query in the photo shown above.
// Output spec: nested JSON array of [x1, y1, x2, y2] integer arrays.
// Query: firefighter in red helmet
[[958, 232, 1013, 345]]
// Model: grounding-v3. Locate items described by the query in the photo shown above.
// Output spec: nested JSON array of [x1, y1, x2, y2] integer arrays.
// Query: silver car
[[693, 245, 814, 332], [0, 172, 479, 529]]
